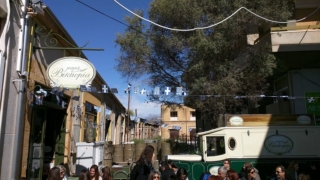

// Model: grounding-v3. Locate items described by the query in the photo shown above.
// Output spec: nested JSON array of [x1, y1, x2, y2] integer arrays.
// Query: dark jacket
[[130, 163, 152, 180], [161, 168, 175, 180]]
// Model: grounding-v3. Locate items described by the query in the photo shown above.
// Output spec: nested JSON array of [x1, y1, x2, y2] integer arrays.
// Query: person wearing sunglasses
[[239, 162, 260, 180], [148, 171, 161, 180], [240, 166, 256, 180], [223, 159, 230, 170], [270, 166, 287, 180]]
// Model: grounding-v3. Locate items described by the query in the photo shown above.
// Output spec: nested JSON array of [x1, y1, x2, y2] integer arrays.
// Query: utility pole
[[125, 83, 131, 142]]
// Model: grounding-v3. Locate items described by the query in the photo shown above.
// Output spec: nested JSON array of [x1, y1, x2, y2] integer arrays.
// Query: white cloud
[[116, 93, 161, 118]]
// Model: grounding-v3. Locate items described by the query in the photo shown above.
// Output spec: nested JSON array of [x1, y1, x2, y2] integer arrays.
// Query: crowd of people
[[47, 164, 113, 180], [46, 145, 320, 180], [129, 145, 190, 180], [203, 159, 320, 180]]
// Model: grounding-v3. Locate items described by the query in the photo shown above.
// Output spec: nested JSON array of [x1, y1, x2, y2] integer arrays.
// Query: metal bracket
[[33, 26, 104, 52]]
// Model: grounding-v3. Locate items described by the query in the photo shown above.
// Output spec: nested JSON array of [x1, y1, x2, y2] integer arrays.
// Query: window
[[170, 111, 177, 117], [190, 111, 196, 121], [228, 137, 236, 150], [170, 111, 178, 120], [84, 102, 97, 142], [206, 136, 226, 156]]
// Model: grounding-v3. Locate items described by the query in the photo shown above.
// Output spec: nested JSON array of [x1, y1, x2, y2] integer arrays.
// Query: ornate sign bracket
[[33, 26, 104, 52]]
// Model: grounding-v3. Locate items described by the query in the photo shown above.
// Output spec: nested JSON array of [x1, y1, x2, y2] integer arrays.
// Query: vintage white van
[[167, 114, 320, 180]]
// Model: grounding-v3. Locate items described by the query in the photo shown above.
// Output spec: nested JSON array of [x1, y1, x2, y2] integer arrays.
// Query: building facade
[[239, 0, 320, 122], [0, 1, 126, 179], [161, 105, 196, 141]]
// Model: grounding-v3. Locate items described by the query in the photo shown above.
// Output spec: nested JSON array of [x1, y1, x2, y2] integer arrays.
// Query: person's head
[[47, 167, 61, 180], [56, 165, 66, 179], [244, 166, 255, 180], [287, 161, 299, 171], [298, 173, 310, 180], [101, 166, 112, 179], [148, 171, 161, 180], [242, 162, 253, 172], [176, 168, 188, 180], [160, 160, 170, 172], [79, 169, 90, 180], [90, 165, 100, 180], [208, 175, 220, 180], [275, 165, 286, 180], [168, 160, 179, 171], [226, 170, 239, 180], [218, 166, 227, 180], [138, 145, 155, 165], [223, 159, 230, 170]]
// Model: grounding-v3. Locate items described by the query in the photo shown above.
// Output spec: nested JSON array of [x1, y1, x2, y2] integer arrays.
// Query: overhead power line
[[114, 0, 320, 32], [75, 0, 149, 37]]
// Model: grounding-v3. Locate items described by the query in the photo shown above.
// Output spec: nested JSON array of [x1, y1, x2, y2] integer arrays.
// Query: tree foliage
[[115, 0, 294, 127]]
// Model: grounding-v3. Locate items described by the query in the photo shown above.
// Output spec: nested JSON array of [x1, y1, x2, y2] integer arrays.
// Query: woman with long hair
[[101, 166, 113, 180], [287, 161, 299, 180], [47, 167, 61, 180], [226, 170, 239, 180], [79, 169, 90, 180], [148, 171, 161, 180], [240, 166, 256, 180], [168, 160, 179, 174], [130, 145, 155, 180], [56, 165, 68, 180], [176, 168, 189, 180], [90, 165, 102, 180]]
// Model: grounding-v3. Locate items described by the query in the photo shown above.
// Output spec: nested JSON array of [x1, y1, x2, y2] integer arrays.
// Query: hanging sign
[[46, 57, 96, 88]]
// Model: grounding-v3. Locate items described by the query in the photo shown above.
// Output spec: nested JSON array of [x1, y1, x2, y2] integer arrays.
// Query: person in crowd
[[286, 161, 299, 180], [168, 160, 179, 174], [160, 161, 175, 180], [90, 165, 102, 180], [241, 166, 256, 180], [208, 175, 221, 180], [218, 166, 227, 180], [226, 170, 239, 180], [56, 165, 68, 180], [101, 166, 113, 180], [130, 145, 155, 180], [79, 169, 90, 180], [223, 159, 230, 170], [148, 171, 161, 180], [271, 165, 287, 180], [298, 173, 310, 180], [176, 168, 189, 180], [47, 167, 61, 180], [239, 162, 260, 180], [309, 162, 319, 180]]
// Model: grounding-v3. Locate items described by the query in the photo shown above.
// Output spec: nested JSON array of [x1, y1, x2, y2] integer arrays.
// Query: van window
[[206, 136, 226, 156]]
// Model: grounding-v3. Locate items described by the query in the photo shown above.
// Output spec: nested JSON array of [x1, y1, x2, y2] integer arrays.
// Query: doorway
[[27, 106, 66, 180]]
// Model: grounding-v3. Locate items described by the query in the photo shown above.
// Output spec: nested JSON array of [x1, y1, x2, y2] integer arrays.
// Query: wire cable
[[114, 0, 320, 32], [75, 0, 149, 37]]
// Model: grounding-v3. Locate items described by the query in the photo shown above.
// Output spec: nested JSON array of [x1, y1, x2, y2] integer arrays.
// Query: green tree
[[115, 0, 294, 127]]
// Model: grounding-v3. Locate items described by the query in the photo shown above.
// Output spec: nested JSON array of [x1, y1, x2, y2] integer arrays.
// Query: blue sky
[[43, 0, 161, 118]]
